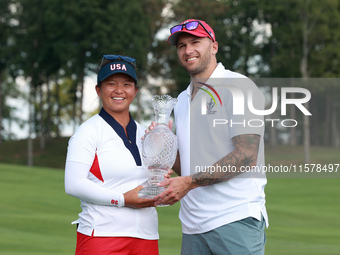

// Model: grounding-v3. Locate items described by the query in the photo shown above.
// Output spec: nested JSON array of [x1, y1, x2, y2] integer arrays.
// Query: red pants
[[75, 232, 159, 255]]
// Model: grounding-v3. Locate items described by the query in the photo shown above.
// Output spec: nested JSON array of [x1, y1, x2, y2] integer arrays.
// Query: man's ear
[[212, 41, 218, 55]]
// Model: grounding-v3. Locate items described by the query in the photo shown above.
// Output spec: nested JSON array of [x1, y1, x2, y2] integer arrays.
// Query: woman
[[65, 55, 159, 255]]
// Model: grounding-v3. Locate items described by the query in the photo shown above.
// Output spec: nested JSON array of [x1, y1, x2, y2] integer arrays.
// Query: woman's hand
[[123, 185, 155, 209], [144, 120, 173, 135], [164, 169, 173, 180]]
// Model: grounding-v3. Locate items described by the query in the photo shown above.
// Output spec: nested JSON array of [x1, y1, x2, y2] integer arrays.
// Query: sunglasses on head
[[101, 54, 136, 67], [170, 21, 214, 42]]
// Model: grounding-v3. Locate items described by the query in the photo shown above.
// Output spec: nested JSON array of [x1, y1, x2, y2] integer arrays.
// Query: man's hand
[[123, 186, 155, 209], [153, 176, 194, 206]]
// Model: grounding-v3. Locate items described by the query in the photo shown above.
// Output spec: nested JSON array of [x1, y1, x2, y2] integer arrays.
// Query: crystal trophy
[[138, 95, 178, 199]]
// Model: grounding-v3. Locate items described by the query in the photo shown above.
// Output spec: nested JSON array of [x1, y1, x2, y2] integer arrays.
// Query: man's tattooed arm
[[191, 134, 261, 187]]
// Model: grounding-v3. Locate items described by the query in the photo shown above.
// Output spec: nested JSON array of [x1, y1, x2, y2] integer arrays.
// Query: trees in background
[[163, 0, 340, 147], [0, 0, 12, 145], [0, 0, 340, 166], [152, 0, 340, 163], [260, 0, 340, 161], [1, 0, 166, 165]]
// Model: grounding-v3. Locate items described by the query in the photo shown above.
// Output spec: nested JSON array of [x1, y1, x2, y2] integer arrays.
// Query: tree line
[[0, 0, 340, 166]]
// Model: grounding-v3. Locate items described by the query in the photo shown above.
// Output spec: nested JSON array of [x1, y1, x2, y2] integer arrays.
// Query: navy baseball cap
[[97, 55, 137, 84]]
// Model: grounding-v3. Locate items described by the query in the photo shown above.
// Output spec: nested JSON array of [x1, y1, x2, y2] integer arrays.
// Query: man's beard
[[184, 51, 212, 77]]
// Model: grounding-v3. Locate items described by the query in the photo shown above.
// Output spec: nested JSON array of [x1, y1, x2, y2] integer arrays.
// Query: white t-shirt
[[65, 109, 158, 239], [174, 63, 268, 234]]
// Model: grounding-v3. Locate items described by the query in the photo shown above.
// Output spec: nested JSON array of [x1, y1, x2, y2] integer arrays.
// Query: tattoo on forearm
[[192, 134, 260, 186]]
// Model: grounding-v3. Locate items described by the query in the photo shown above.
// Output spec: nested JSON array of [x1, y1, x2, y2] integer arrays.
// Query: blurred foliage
[[0, 0, 340, 150]]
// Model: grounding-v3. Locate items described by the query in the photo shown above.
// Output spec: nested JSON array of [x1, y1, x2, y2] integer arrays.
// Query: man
[[153, 19, 269, 254]]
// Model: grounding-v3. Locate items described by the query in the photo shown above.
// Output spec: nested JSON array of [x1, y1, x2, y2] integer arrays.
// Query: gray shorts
[[181, 217, 266, 255]]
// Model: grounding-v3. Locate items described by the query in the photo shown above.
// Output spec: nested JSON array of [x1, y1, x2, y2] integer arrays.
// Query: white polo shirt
[[174, 63, 268, 234], [65, 108, 158, 239]]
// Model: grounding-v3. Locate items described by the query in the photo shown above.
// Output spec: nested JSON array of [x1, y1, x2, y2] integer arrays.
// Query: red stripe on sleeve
[[89, 153, 104, 182]]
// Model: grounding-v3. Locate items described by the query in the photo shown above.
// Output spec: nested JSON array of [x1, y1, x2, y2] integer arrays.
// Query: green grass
[[265, 178, 340, 254], [265, 145, 340, 165], [0, 137, 70, 169], [0, 164, 78, 255], [1, 163, 339, 254], [1, 138, 339, 169], [0, 163, 182, 255], [1, 139, 340, 254]]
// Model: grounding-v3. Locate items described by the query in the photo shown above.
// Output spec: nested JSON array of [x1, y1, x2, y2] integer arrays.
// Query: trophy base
[[138, 186, 170, 207], [138, 185, 165, 199]]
